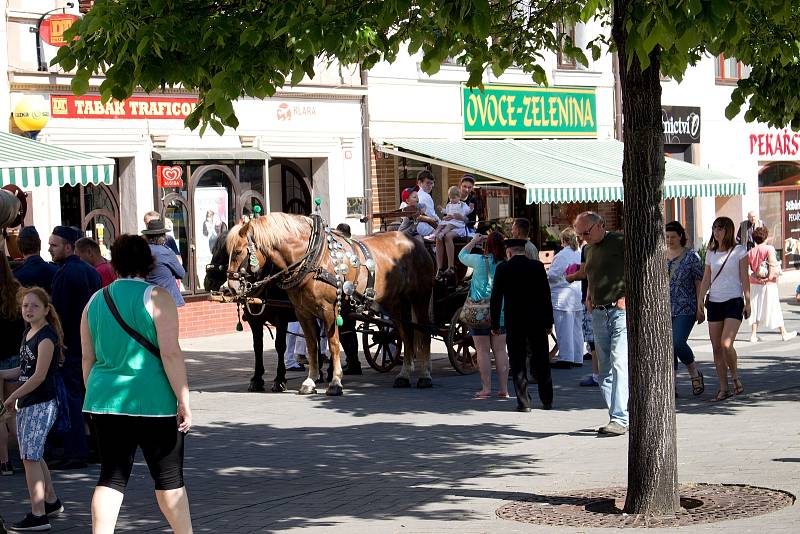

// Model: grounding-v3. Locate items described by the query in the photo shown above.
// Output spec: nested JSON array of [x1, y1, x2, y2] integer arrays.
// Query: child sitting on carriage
[[431, 186, 472, 278]]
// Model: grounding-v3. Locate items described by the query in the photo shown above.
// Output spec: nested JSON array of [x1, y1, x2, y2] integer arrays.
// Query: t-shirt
[[441, 201, 471, 230], [416, 189, 440, 236], [706, 245, 748, 303], [18, 324, 60, 408], [584, 232, 625, 305], [95, 261, 117, 288]]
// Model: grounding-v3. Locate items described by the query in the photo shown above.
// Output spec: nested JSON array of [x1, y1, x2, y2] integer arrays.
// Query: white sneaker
[[781, 331, 797, 342], [749, 334, 759, 343]]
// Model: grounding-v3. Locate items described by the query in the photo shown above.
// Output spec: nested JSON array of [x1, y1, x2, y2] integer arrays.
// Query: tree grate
[[496, 483, 795, 528]]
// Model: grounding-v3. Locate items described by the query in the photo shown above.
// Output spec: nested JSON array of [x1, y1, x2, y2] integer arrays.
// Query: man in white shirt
[[415, 170, 440, 237]]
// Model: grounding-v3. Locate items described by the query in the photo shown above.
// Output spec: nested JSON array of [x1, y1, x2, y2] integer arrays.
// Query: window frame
[[556, 23, 578, 70], [715, 54, 749, 85]]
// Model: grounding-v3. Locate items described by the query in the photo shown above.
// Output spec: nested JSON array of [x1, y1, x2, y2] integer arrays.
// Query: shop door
[[782, 189, 800, 270], [162, 192, 192, 292], [190, 165, 238, 291], [60, 182, 120, 259], [270, 162, 311, 215]]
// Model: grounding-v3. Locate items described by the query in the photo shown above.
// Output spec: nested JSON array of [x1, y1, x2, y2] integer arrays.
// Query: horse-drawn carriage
[[205, 204, 480, 396]]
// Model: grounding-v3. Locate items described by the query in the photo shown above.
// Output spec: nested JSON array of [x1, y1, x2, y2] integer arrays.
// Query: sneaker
[[0, 461, 13, 475], [748, 334, 759, 343], [286, 364, 306, 371], [44, 499, 63, 518], [579, 375, 599, 387], [8, 513, 50, 531], [781, 331, 797, 342], [598, 421, 628, 436]]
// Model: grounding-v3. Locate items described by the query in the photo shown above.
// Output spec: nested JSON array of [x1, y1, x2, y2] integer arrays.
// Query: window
[[715, 55, 750, 83], [557, 23, 577, 69], [155, 160, 266, 295]]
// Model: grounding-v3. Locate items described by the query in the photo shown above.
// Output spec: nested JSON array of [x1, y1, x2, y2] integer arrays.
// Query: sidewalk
[[1, 289, 798, 533]]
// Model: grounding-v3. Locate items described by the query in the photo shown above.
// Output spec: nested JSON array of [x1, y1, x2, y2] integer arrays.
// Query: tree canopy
[[55, 0, 800, 518], [56, 1, 800, 133]]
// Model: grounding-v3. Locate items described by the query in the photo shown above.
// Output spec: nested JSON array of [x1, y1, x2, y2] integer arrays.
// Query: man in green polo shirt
[[575, 212, 629, 436]]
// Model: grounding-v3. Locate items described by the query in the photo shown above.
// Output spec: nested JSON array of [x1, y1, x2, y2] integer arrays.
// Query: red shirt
[[95, 261, 117, 288]]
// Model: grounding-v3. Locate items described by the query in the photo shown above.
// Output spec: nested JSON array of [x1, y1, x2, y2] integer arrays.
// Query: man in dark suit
[[12, 226, 58, 293], [491, 239, 554, 411]]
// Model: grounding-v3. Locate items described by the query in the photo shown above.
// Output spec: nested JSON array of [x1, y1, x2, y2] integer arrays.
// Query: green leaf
[[209, 118, 225, 136], [71, 74, 89, 95], [214, 97, 234, 120]]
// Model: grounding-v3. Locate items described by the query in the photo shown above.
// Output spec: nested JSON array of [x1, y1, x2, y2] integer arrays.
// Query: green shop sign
[[463, 85, 597, 138]]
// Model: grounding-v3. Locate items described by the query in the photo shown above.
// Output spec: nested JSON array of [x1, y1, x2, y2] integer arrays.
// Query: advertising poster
[[194, 187, 229, 289]]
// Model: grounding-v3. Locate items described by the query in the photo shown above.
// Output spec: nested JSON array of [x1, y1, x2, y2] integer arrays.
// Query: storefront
[[7, 89, 366, 337], [662, 105, 701, 241], [750, 128, 800, 270]]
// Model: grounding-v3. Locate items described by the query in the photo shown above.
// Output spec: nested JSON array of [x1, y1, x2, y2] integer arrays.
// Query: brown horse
[[226, 212, 434, 395]]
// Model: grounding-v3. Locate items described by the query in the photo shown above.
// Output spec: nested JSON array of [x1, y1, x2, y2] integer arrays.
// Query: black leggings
[[92, 414, 185, 492]]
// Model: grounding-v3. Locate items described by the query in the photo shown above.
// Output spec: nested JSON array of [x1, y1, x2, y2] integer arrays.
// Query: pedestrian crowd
[[0, 192, 795, 532], [1, 215, 193, 533]]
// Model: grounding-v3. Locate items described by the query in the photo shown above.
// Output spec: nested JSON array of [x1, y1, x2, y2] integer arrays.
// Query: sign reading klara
[[50, 95, 198, 119], [463, 85, 596, 138]]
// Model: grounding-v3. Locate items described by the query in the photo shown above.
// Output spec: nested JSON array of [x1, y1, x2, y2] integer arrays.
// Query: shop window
[[759, 162, 800, 188], [268, 160, 312, 215], [557, 23, 577, 69], [715, 55, 750, 84], [155, 160, 266, 296]]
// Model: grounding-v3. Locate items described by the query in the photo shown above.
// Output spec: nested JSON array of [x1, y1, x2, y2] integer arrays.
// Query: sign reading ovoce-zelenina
[[462, 85, 597, 138], [50, 95, 198, 119]]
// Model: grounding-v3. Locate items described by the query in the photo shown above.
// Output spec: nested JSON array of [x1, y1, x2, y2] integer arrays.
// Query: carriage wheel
[[362, 319, 403, 373], [447, 307, 478, 375]]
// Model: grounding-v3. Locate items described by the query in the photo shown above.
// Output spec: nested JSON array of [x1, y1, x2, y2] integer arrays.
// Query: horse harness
[[232, 214, 378, 313]]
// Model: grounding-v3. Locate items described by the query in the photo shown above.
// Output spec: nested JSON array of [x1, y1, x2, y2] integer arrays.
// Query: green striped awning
[[376, 139, 746, 204], [0, 131, 114, 188]]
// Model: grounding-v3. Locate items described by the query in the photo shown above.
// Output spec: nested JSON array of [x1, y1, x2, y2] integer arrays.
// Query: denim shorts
[[16, 399, 58, 461], [705, 297, 744, 323], [0, 355, 20, 370], [470, 326, 506, 337]]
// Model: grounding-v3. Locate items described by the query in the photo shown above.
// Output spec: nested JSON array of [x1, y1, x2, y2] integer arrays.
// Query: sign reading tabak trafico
[[462, 85, 597, 138]]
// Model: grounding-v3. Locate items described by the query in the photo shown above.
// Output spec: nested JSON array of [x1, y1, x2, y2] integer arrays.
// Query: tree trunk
[[613, 0, 680, 516]]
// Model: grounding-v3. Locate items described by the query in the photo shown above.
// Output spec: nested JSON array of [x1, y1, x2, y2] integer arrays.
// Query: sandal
[[474, 391, 491, 399], [711, 389, 732, 402], [691, 372, 705, 396], [733, 377, 744, 395], [496, 392, 509, 398]]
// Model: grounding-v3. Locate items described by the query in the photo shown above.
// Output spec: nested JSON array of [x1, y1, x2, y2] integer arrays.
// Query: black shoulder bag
[[102, 287, 162, 360]]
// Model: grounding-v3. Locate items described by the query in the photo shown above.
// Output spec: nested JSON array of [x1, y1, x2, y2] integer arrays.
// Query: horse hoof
[[326, 385, 343, 396], [298, 386, 317, 395], [417, 377, 433, 389], [271, 381, 287, 393], [393, 377, 411, 388], [248, 380, 266, 393]]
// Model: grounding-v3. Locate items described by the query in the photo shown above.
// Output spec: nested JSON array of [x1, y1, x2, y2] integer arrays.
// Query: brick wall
[[177, 299, 250, 339], [598, 202, 624, 232]]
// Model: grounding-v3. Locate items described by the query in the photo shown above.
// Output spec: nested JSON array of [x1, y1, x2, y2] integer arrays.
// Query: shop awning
[[376, 139, 746, 204], [152, 147, 270, 161], [0, 131, 114, 188]]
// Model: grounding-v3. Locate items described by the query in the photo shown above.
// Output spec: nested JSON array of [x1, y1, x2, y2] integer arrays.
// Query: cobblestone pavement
[[2, 278, 799, 533]]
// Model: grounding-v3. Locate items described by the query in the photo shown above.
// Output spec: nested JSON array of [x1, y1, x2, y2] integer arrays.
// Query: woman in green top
[[80, 235, 192, 534], [458, 231, 509, 399]]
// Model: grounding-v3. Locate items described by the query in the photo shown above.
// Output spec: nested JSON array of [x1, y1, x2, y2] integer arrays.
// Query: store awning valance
[[152, 147, 270, 161], [0, 131, 114, 188], [376, 139, 746, 204]]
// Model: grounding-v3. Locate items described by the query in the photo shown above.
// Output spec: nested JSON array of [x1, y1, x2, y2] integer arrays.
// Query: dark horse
[[226, 212, 434, 396], [205, 231, 296, 393]]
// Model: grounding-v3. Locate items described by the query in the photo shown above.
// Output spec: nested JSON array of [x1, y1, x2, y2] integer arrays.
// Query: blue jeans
[[592, 308, 629, 426], [671, 314, 696, 371]]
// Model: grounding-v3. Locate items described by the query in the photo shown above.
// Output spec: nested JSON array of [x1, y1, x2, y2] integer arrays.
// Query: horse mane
[[234, 212, 312, 251]]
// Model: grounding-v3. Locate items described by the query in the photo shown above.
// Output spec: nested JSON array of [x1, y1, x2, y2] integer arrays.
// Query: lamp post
[[30, 2, 75, 72]]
